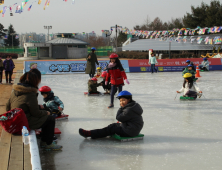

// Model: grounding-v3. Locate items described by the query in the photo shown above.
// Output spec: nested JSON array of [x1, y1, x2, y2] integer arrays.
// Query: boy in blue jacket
[[39, 86, 64, 117], [79, 90, 144, 138]]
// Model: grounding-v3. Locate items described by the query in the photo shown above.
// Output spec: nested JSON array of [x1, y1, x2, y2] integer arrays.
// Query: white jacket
[[178, 82, 200, 95], [200, 61, 209, 70]]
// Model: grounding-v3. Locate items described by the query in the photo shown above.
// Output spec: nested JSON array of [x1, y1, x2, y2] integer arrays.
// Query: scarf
[[108, 63, 116, 68]]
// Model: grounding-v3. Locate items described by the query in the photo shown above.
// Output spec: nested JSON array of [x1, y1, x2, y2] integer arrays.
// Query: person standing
[[3, 56, 14, 84], [10, 56, 15, 81], [149, 52, 158, 73], [0, 57, 3, 84], [106, 53, 129, 108], [85, 47, 99, 78]]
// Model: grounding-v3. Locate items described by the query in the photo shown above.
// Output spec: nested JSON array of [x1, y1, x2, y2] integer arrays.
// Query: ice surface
[[39, 72, 222, 170]]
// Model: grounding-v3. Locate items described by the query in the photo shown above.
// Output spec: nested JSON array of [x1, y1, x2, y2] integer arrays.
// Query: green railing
[[0, 47, 37, 56], [87, 46, 113, 56]]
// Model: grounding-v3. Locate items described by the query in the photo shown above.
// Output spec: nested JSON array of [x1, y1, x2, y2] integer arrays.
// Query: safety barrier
[[24, 58, 222, 74]]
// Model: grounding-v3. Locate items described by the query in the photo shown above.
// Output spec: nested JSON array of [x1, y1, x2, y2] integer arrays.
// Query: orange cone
[[195, 64, 201, 78]]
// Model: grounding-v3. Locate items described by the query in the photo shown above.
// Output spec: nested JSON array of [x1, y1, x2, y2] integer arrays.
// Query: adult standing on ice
[[85, 47, 99, 78], [106, 53, 129, 108]]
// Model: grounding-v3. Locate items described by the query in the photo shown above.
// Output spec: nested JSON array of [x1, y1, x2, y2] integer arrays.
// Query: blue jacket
[[3, 59, 14, 71], [43, 91, 64, 111]]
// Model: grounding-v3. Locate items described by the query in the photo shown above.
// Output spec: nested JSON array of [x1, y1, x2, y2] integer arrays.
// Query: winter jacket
[[0, 59, 3, 72], [88, 82, 100, 93], [43, 91, 64, 112], [85, 52, 99, 74], [149, 56, 158, 64], [116, 101, 144, 137], [106, 65, 127, 86], [11, 59, 15, 69], [178, 82, 201, 95], [200, 61, 209, 71], [182, 68, 196, 76], [100, 78, 111, 90], [6, 83, 48, 130], [3, 59, 14, 71]]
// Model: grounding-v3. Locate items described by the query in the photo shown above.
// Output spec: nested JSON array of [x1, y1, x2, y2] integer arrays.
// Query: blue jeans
[[151, 64, 157, 73], [110, 85, 122, 105]]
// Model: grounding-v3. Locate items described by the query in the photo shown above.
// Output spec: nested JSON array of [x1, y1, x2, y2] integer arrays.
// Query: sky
[[0, 0, 215, 36]]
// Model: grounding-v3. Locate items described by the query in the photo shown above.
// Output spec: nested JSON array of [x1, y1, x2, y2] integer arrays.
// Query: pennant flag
[[15, 5, 21, 13], [38, 0, 42, 4], [62, 34, 64, 37], [28, 5, 32, 11], [43, 0, 48, 10]]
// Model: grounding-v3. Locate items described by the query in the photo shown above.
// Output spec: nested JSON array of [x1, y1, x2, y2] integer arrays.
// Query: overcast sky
[[0, 0, 214, 36]]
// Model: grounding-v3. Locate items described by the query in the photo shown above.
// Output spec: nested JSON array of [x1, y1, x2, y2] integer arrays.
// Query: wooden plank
[[0, 130, 12, 170], [8, 135, 23, 170], [24, 145, 32, 170]]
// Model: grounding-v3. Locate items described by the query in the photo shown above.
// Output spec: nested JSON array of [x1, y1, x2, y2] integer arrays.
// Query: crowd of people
[[3, 48, 211, 151], [0, 56, 15, 84]]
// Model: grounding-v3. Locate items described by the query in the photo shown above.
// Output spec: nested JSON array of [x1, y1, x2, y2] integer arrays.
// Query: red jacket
[[106, 65, 127, 85]]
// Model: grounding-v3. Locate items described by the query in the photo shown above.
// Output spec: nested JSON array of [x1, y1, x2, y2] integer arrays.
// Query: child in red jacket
[[106, 53, 129, 108]]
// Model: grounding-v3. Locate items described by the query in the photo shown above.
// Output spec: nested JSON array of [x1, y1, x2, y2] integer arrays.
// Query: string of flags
[[116, 26, 222, 45], [0, 0, 75, 16]]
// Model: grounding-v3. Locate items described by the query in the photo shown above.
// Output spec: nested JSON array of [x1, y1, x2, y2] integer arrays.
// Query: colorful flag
[[38, 0, 42, 4]]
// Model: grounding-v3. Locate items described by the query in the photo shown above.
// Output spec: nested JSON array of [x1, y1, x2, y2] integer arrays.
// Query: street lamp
[[104, 25, 122, 52], [44, 26, 52, 41], [10, 33, 15, 48]]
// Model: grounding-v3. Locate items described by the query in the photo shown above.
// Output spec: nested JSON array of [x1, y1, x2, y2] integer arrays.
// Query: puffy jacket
[[43, 91, 64, 112], [116, 101, 144, 137], [3, 59, 14, 71], [182, 68, 196, 76], [88, 82, 100, 93], [106, 65, 127, 85]]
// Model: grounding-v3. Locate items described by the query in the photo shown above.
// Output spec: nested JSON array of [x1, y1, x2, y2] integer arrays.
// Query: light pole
[[10, 33, 15, 48], [104, 25, 122, 52], [44, 26, 52, 41]]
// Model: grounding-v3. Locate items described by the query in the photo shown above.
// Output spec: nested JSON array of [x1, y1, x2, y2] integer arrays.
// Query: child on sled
[[79, 91, 144, 139], [100, 71, 111, 94], [182, 64, 196, 80], [39, 86, 64, 117], [177, 73, 202, 99], [88, 77, 102, 94]]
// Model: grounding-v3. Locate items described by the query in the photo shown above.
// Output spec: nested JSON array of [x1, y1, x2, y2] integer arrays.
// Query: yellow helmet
[[183, 73, 192, 78], [97, 67, 101, 70]]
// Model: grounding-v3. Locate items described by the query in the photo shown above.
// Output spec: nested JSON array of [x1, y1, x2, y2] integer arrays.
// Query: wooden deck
[[0, 70, 32, 170]]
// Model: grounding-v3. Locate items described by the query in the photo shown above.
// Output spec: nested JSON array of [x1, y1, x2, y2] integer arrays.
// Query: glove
[[58, 107, 63, 111], [125, 79, 130, 84], [105, 81, 108, 85]]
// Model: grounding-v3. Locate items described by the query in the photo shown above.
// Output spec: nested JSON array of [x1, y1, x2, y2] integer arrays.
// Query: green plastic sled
[[180, 96, 195, 100], [111, 134, 144, 142]]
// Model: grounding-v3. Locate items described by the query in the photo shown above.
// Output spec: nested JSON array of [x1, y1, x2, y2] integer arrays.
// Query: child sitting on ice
[[177, 73, 202, 99], [88, 77, 102, 94], [39, 86, 64, 117], [100, 71, 111, 94], [199, 57, 209, 71], [182, 64, 196, 79], [79, 91, 144, 139], [95, 67, 102, 78]]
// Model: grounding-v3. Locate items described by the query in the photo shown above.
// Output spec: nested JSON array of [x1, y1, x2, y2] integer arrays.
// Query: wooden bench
[[0, 70, 32, 170]]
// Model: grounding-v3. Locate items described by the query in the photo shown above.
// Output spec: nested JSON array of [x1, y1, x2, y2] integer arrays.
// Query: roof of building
[[123, 34, 221, 51], [46, 38, 89, 45]]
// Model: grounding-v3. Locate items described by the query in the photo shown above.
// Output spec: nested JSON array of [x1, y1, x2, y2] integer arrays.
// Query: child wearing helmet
[[88, 77, 102, 94], [95, 67, 102, 78], [177, 73, 202, 99], [79, 90, 144, 139], [182, 64, 196, 79], [100, 71, 111, 94], [39, 86, 64, 117], [199, 58, 209, 71], [106, 53, 129, 108], [183, 60, 195, 71]]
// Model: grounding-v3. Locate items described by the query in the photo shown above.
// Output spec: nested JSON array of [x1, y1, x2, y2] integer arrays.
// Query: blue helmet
[[91, 47, 96, 51], [116, 90, 132, 99], [186, 60, 190, 63], [188, 64, 193, 67], [203, 57, 207, 60]]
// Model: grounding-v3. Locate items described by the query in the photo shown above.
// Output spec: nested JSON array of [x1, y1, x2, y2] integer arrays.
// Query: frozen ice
[[39, 72, 222, 170]]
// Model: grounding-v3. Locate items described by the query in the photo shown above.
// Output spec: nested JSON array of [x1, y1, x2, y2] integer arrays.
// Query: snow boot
[[79, 128, 91, 138], [44, 143, 62, 151]]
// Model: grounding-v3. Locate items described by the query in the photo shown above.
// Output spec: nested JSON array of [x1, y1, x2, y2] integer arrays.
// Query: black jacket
[[100, 79, 111, 90], [116, 101, 144, 137]]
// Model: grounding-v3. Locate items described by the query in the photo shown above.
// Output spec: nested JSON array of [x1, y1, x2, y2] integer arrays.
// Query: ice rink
[[38, 71, 222, 170]]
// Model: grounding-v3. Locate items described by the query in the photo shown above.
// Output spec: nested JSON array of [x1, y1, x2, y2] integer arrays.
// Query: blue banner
[[24, 60, 130, 74]]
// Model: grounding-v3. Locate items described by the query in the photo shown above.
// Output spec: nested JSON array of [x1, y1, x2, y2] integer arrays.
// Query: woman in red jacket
[[106, 53, 129, 108]]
